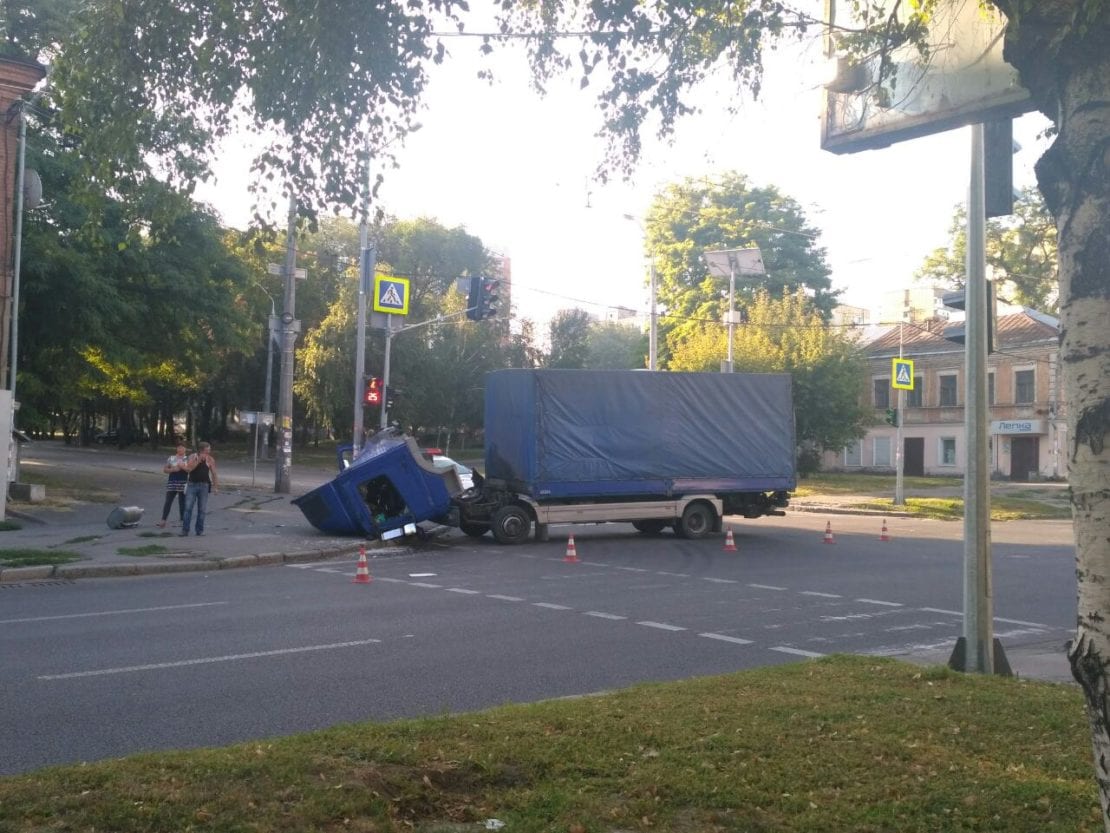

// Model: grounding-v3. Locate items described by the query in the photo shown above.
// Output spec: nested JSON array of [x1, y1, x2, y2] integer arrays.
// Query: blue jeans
[[182, 482, 210, 534]]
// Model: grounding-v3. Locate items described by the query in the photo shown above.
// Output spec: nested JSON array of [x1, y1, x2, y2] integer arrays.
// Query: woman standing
[[156, 442, 189, 528]]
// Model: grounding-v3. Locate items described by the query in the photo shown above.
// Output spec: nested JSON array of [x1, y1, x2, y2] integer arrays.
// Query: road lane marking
[[657, 571, 690, 578], [698, 633, 754, 645], [703, 577, 738, 584], [800, 591, 842, 598], [920, 607, 962, 617], [410, 582, 441, 589], [995, 616, 1051, 628], [446, 588, 481, 595], [636, 621, 686, 632], [0, 602, 228, 625], [38, 639, 382, 680], [376, 576, 405, 583], [487, 594, 524, 602], [748, 583, 786, 591], [533, 602, 573, 610], [584, 611, 626, 620], [855, 598, 903, 607], [616, 567, 649, 573], [770, 646, 825, 658]]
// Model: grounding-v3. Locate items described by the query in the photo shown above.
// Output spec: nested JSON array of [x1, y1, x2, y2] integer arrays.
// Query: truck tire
[[459, 521, 489, 538], [676, 501, 715, 539], [632, 520, 667, 535], [491, 505, 532, 545]]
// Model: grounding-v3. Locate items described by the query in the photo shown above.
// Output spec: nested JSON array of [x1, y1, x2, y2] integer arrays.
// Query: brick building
[[822, 308, 1064, 481]]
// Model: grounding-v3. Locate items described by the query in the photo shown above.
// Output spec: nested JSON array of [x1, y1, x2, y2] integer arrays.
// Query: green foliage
[[916, 187, 1058, 312], [0, 549, 82, 567], [546, 309, 593, 368], [644, 172, 836, 361], [669, 290, 871, 469], [39, 0, 465, 223]]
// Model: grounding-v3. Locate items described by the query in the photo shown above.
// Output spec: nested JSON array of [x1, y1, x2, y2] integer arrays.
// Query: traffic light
[[364, 377, 382, 405], [465, 275, 483, 321], [466, 276, 501, 321], [385, 385, 402, 409], [885, 407, 899, 427], [479, 278, 501, 319]]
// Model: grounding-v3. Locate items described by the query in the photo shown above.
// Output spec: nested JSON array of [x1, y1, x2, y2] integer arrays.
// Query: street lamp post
[[702, 247, 766, 373], [622, 214, 658, 370], [274, 194, 298, 494]]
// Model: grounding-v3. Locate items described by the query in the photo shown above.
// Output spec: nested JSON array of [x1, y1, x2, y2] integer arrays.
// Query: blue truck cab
[[292, 428, 461, 539]]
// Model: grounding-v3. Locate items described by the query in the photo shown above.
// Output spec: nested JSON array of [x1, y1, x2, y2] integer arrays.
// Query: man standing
[[181, 442, 219, 536]]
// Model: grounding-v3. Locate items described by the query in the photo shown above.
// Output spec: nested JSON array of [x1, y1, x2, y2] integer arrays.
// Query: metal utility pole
[[948, 124, 1008, 676], [274, 195, 298, 494], [352, 152, 376, 457], [648, 260, 657, 370], [380, 316, 393, 430], [894, 322, 906, 506]]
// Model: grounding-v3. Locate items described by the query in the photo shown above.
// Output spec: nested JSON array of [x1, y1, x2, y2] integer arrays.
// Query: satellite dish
[[23, 169, 42, 209]]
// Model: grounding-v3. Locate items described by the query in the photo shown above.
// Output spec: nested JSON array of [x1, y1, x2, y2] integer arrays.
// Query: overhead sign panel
[[822, 0, 1033, 154]]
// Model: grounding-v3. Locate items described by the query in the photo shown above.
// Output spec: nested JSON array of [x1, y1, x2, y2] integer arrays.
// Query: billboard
[[822, 0, 1034, 153]]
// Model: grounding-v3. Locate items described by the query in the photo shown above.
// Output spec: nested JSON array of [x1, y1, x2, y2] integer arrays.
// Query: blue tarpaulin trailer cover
[[484, 369, 796, 500]]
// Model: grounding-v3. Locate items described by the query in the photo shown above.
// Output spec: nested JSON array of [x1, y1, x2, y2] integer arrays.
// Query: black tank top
[[188, 458, 211, 484]]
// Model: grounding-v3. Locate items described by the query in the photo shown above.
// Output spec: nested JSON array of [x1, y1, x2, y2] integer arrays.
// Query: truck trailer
[[293, 369, 796, 544]]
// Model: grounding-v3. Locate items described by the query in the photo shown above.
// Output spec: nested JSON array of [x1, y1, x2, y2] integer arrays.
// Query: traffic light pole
[[274, 194, 298, 494], [894, 323, 905, 506]]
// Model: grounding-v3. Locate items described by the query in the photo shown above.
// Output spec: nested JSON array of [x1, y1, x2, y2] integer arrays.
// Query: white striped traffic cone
[[353, 544, 372, 583], [823, 521, 835, 545], [564, 535, 580, 563], [723, 527, 737, 552]]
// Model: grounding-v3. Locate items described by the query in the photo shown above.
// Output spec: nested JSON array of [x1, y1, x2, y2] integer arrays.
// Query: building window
[[940, 437, 957, 466], [873, 378, 890, 409], [939, 374, 958, 407], [906, 377, 923, 408], [988, 372, 995, 406], [873, 436, 892, 467], [844, 441, 862, 467], [1015, 369, 1035, 404]]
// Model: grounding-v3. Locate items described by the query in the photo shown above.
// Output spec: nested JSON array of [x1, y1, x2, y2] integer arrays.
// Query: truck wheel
[[632, 520, 667, 535], [676, 502, 715, 539], [459, 521, 489, 538], [491, 505, 532, 545]]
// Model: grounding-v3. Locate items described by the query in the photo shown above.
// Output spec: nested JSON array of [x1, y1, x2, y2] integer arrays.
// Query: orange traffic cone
[[723, 527, 737, 552], [823, 521, 836, 544], [879, 519, 891, 542], [353, 544, 372, 584], [564, 535, 580, 563]]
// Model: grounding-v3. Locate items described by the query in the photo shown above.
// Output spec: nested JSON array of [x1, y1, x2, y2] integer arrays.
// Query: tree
[[917, 187, 1059, 311], [547, 309, 594, 369], [669, 290, 870, 472], [643, 173, 836, 364], [585, 322, 649, 369]]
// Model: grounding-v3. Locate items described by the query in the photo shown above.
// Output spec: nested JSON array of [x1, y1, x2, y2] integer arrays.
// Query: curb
[[790, 504, 913, 518], [0, 543, 370, 583]]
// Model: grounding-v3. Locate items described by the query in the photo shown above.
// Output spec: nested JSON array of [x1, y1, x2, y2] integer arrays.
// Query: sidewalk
[[0, 441, 369, 583]]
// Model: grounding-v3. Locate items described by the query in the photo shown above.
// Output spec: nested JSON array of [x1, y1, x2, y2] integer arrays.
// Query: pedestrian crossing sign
[[892, 358, 914, 390], [373, 275, 410, 315]]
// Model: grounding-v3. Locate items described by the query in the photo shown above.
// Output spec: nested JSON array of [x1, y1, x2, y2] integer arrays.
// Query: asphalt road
[[0, 513, 1075, 776]]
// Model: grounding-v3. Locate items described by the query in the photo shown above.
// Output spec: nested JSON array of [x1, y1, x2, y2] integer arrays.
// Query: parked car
[[431, 454, 475, 490]]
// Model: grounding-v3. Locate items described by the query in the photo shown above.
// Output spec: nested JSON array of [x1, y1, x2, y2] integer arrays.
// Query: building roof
[[864, 309, 1059, 358]]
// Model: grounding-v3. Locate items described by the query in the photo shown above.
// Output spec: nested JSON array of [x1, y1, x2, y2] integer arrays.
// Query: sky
[[195, 14, 1053, 333]]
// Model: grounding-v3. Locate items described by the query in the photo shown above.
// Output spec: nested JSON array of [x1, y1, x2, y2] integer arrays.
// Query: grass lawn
[[0, 656, 1098, 832], [0, 548, 82, 567]]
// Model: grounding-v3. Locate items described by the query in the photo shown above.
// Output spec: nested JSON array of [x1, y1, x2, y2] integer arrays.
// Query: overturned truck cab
[[292, 429, 463, 539]]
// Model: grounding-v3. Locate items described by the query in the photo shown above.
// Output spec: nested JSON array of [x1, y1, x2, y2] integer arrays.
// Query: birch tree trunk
[[996, 2, 1110, 825]]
